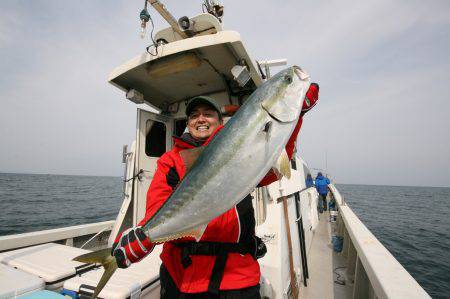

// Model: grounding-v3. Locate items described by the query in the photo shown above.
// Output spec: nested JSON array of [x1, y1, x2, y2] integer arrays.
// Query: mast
[[147, 0, 188, 38]]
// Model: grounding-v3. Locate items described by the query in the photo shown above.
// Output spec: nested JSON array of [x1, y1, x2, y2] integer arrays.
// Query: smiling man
[[112, 86, 319, 298], [185, 96, 223, 143]]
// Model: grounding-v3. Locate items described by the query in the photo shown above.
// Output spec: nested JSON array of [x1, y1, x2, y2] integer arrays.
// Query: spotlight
[[178, 16, 195, 36]]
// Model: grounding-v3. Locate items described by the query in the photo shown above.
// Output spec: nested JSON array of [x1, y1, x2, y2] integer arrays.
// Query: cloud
[[0, 0, 449, 186]]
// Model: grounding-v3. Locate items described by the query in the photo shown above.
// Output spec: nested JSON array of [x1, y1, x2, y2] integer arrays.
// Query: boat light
[[139, 6, 151, 39], [178, 16, 193, 31], [126, 89, 145, 104], [231, 65, 251, 87]]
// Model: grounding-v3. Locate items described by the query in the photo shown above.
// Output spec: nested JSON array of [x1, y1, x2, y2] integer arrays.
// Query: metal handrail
[[0, 221, 114, 252]]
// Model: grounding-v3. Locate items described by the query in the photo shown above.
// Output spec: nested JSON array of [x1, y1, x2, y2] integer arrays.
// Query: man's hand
[[111, 227, 154, 268], [301, 83, 319, 114]]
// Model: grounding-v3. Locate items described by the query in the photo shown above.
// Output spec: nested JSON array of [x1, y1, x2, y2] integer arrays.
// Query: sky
[[0, 1, 449, 187]]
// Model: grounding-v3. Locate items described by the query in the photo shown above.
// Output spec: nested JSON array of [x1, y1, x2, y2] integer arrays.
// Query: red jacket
[[138, 117, 303, 293]]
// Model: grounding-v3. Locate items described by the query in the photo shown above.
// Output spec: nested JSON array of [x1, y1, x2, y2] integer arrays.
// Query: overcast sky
[[1, 1, 449, 187]]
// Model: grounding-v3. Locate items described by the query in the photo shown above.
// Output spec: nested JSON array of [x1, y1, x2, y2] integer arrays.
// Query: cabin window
[[174, 118, 187, 137], [145, 120, 166, 157]]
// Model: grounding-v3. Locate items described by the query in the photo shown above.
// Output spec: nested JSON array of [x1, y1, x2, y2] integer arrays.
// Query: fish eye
[[284, 75, 292, 83]]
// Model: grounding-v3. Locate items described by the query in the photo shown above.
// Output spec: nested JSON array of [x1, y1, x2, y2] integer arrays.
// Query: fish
[[73, 66, 310, 298]]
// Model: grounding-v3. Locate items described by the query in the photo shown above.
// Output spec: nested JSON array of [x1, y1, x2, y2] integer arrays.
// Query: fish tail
[[73, 248, 118, 299]]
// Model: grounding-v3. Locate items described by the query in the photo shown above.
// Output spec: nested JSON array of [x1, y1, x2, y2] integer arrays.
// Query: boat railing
[[328, 185, 430, 299], [0, 221, 114, 253]]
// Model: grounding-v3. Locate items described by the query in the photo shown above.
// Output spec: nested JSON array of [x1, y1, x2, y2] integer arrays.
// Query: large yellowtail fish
[[74, 66, 310, 298]]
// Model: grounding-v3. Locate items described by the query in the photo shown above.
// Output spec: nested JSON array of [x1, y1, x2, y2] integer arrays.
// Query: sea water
[[0, 173, 122, 236], [338, 184, 450, 299], [0, 173, 448, 297]]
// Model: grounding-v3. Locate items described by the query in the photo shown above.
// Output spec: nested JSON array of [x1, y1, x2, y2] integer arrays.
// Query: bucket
[[332, 235, 343, 252]]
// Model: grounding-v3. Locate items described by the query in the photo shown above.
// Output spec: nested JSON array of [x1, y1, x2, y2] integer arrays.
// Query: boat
[[0, 1, 431, 298]]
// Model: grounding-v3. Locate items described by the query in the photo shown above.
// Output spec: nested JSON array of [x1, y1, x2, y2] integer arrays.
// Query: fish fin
[[185, 223, 208, 242], [272, 149, 291, 179], [73, 248, 118, 299], [262, 97, 298, 123], [152, 224, 208, 243], [179, 147, 205, 173], [91, 258, 118, 299]]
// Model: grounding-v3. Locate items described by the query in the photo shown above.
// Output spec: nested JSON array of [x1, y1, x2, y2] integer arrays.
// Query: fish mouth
[[293, 65, 309, 80]]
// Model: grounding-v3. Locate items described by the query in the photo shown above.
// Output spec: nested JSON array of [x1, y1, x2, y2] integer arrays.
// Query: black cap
[[186, 96, 222, 119]]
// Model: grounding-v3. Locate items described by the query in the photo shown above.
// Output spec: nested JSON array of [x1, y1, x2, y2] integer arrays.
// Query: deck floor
[[301, 211, 334, 299], [300, 211, 352, 299]]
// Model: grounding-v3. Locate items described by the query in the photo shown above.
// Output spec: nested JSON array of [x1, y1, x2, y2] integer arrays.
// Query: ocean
[[0, 173, 448, 297], [338, 184, 450, 299], [0, 173, 122, 236]]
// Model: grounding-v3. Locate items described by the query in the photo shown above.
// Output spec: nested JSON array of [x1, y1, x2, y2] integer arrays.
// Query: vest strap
[[176, 241, 253, 294]]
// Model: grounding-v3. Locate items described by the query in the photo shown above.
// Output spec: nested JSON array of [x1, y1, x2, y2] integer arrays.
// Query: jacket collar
[[172, 125, 224, 149]]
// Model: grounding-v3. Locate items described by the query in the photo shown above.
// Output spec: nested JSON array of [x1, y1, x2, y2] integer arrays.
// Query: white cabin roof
[[108, 30, 263, 110]]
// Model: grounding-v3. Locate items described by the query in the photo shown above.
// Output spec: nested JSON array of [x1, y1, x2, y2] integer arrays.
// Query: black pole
[[294, 192, 309, 285], [291, 158, 309, 285]]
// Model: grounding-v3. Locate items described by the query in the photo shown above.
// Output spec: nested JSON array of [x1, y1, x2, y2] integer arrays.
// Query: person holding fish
[[111, 80, 319, 298], [74, 67, 318, 298]]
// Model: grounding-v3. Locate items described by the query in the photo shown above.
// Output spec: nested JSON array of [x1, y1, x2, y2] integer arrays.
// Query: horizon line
[[1, 171, 449, 189]]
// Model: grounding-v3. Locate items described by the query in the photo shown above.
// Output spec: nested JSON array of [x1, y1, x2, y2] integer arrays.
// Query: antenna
[[203, 0, 224, 22]]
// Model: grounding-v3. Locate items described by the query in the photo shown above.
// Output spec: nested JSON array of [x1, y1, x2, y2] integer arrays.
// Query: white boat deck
[[300, 211, 352, 299], [301, 212, 333, 298]]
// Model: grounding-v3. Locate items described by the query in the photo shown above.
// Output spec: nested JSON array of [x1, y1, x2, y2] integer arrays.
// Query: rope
[[334, 266, 347, 285]]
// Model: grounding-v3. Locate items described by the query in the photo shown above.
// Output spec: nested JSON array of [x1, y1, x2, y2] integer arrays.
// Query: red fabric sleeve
[[138, 154, 175, 227], [258, 116, 303, 187]]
